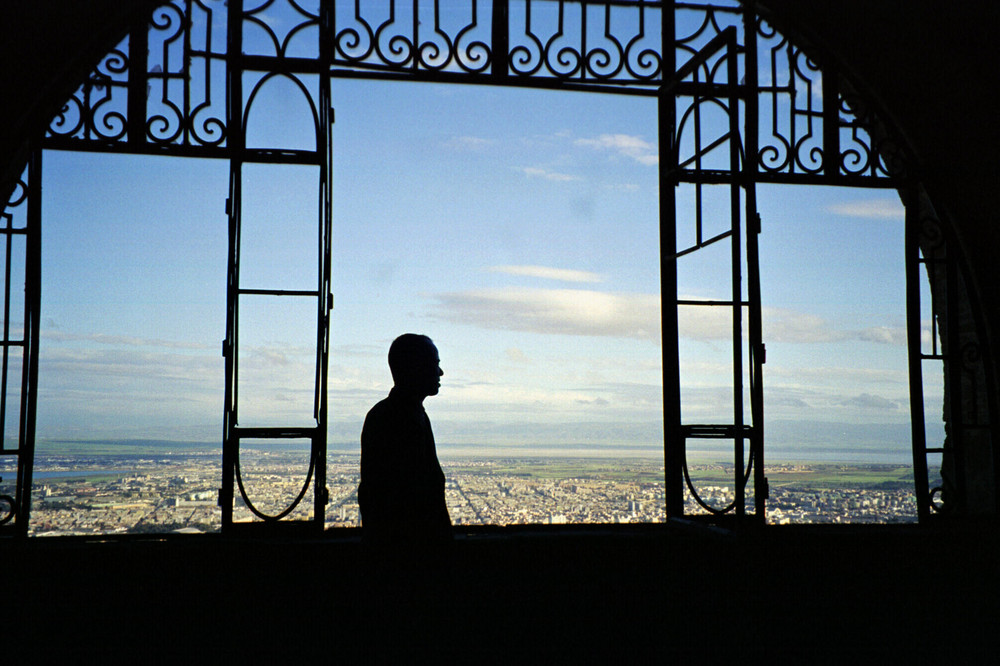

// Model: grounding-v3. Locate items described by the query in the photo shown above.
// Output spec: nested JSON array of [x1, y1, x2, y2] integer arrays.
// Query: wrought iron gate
[[0, 0, 991, 534], [661, 24, 765, 520], [220, 4, 334, 530]]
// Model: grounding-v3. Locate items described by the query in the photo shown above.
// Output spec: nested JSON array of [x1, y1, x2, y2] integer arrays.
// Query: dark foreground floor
[[4, 521, 999, 662]]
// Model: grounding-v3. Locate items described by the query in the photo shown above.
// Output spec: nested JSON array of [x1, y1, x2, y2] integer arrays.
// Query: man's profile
[[358, 334, 451, 544]]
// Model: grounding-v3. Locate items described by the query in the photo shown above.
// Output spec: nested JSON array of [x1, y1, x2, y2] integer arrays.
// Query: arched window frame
[[0, 0, 990, 535]]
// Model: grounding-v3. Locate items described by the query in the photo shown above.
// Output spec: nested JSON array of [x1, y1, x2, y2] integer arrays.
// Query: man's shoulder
[[362, 395, 402, 436], [364, 395, 394, 421]]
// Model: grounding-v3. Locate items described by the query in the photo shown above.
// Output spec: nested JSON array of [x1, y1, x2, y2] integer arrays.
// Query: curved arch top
[[38, 0, 903, 188]]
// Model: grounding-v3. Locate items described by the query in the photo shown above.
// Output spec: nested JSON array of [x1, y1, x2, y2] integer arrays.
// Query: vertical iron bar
[[693, 65, 703, 246], [821, 62, 839, 177], [905, 187, 931, 522], [1, 212, 12, 449], [492, 0, 509, 80], [314, 2, 334, 527], [661, 2, 684, 518], [15, 146, 42, 537], [727, 31, 745, 519], [743, 3, 766, 522], [183, 0, 193, 146], [127, 8, 149, 148], [412, 0, 419, 71], [221, 0, 245, 530]]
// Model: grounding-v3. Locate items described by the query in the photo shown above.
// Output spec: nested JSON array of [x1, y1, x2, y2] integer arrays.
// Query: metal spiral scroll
[[755, 17, 825, 175], [838, 92, 889, 178], [146, 4, 187, 144], [234, 445, 317, 521], [331, 0, 660, 84], [147, 1, 227, 147], [48, 47, 130, 142]]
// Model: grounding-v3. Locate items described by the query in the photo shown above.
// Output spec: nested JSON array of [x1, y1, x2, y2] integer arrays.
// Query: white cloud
[[828, 198, 904, 220], [767, 365, 907, 385], [488, 265, 604, 283], [41, 329, 213, 350], [431, 287, 661, 342], [604, 183, 640, 192], [840, 392, 903, 411], [857, 326, 908, 346], [519, 166, 580, 182], [763, 308, 846, 343], [575, 133, 659, 166], [505, 347, 528, 363], [677, 305, 910, 346], [432, 294, 909, 348]]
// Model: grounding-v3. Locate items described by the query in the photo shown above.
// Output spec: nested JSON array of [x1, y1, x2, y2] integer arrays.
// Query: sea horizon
[[16, 436, 922, 467]]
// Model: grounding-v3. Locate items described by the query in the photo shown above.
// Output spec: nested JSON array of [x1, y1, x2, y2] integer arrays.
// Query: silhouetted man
[[358, 334, 451, 545]]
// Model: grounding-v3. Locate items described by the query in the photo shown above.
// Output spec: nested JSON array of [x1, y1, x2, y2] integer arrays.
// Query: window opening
[[328, 78, 664, 527], [756, 184, 915, 523], [1, 0, 992, 535], [33, 153, 227, 535]]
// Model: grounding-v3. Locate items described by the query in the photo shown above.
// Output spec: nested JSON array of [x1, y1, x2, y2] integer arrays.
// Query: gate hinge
[[751, 212, 762, 235], [225, 197, 231, 215], [755, 342, 766, 364], [763, 476, 770, 498], [329, 107, 335, 125]]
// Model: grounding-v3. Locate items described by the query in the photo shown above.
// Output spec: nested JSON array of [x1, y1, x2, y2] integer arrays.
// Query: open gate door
[[219, 12, 333, 532], [661, 25, 766, 522]]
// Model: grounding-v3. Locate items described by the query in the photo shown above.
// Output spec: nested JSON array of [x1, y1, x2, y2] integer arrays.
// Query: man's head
[[388, 334, 442, 398]]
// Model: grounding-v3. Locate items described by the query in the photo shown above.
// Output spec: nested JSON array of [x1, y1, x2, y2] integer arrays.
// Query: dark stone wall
[[5, 526, 1000, 660]]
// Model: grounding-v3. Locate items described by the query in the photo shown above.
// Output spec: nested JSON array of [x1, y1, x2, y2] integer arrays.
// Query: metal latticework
[[0, 154, 41, 537], [0, 0, 988, 533]]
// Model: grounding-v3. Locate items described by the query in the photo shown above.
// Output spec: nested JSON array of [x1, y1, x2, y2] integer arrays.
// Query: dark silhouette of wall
[[5, 526, 999, 660]]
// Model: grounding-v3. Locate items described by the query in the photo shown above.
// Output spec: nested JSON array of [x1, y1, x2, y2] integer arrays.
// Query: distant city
[[1, 444, 925, 536]]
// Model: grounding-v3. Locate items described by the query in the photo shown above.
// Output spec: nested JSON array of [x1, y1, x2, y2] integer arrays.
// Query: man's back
[[358, 388, 451, 543]]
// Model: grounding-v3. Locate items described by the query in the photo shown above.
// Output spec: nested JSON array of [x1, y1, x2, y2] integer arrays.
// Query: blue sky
[[21, 0, 941, 466], [32, 76, 932, 465]]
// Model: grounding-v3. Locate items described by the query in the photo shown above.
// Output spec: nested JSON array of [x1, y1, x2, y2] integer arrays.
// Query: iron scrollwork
[[331, 1, 493, 74], [508, 0, 662, 83], [147, 0, 228, 148], [329, 1, 661, 84], [756, 14, 903, 181], [47, 46, 130, 142], [756, 18, 824, 175], [838, 89, 905, 179]]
